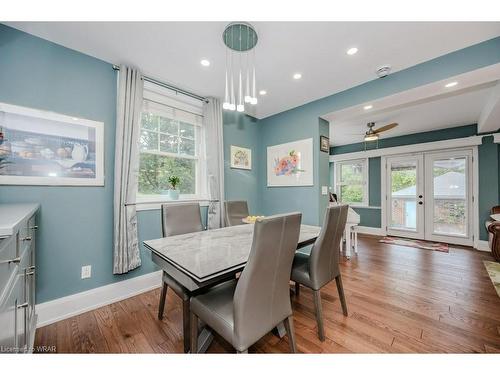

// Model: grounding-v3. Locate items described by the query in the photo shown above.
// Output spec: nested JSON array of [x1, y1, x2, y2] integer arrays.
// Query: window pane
[[179, 122, 195, 139], [139, 130, 158, 151], [138, 153, 196, 195], [340, 162, 364, 184], [179, 137, 195, 156], [159, 134, 178, 153], [432, 157, 467, 236], [340, 185, 363, 203], [159, 117, 178, 135], [141, 113, 158, 131]]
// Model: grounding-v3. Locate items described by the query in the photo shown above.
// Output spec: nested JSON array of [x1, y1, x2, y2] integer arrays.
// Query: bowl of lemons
[[242, 215, 265, 224]]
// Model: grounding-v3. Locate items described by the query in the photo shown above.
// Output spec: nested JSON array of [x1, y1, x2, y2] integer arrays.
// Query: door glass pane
[[432, 157, 467, 236], [390, 161, 417, 230]]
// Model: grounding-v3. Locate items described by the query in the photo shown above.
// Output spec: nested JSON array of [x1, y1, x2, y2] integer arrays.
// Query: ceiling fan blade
[[374, 123, 398, 134]]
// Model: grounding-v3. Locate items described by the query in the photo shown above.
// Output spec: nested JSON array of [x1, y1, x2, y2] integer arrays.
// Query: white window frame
[[334, 158, 369, 207], [135, 84, 208, 207]]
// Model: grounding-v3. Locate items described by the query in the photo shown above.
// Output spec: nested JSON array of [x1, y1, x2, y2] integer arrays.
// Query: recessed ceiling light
[[200, 59, 210, 67], [363, 105, 373, 110], [445, 81, 458, 88], [259, 90, 267, 95], [347, 47, 358, 55], [293, 73, 302, 80]]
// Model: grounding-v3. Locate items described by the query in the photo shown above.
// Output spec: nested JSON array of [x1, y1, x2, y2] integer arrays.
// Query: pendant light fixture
[[222, 22, 258, 112]]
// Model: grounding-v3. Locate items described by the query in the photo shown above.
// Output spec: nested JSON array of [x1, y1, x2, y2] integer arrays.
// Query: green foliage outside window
[[138, 153, 195, 195]]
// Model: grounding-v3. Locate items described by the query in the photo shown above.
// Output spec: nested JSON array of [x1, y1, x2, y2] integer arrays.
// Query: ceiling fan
[[364, 122, 398, 142]]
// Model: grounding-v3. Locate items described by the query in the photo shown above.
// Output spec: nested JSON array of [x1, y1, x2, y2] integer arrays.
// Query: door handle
[[418, 195, 423, 198], [418, 201, 423, 205], [0, 257, 21, 265]]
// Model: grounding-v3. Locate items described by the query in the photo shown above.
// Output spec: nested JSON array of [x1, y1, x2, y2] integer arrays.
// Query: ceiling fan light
[[250, 97, 258, 105], [222, 102, 231, 110], [236, 104, 245, 112], [365, 134, 378, 142], [364, 134, 379, 142], [244, 95, 252, 103], [229, 103, 236, 111]]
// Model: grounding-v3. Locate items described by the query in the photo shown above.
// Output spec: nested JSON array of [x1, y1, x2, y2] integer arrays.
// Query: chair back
[[491, 205, 500, 215], [233, 212, 302, 348], [309, 205, 348, 289], [224, 200, 249, 226], [161, 203, 203, 237]]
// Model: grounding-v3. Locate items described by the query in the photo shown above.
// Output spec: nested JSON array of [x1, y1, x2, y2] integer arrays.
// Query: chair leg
[[190, 311, 198, 354], [158, 282, 168, 320], [283, 315, 297, 353], [312, 289, 325, 341], [182, 299, 191, 353], [335, 275, 348, 316], [295, 282, 300, 297]]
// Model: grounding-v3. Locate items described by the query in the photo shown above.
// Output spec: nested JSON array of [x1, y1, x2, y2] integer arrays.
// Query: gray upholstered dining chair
[[291, 205, 349, 341], [224, 200, 250, 226], [158, 203, 203, 353], [190, 213, 302, 354]]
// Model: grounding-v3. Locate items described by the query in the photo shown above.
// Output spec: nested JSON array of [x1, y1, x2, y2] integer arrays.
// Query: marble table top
[[144, 224, 321, 282]]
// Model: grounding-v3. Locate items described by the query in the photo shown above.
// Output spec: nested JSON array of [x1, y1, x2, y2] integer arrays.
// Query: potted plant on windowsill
[[167, 175, 180, 200]]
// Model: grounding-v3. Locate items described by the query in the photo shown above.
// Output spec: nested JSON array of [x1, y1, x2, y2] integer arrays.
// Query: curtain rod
[[113, 65, 209, 103]]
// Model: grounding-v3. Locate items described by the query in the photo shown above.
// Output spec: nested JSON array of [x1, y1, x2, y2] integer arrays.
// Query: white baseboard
[[355, 226, 385, 236], [36, 270, 162, 328], [475, 240, 491, 252]]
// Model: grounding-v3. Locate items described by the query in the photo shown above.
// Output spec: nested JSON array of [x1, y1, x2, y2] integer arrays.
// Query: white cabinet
[[0, 203, 39, 353]]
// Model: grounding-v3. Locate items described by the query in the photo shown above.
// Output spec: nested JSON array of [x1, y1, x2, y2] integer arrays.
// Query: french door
[[385, 149, 473, 246], [386, 155, 425, 239]]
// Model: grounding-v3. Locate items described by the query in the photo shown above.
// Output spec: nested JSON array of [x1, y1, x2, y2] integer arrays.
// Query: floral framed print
[[0, 102, 104, 186], [267, 138, 313, 187], [320, 135, 330, 153], [230, 145, 252, 170]]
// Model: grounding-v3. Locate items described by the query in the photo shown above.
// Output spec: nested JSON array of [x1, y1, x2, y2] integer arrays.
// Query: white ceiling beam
[[478, 81, 500, 133]]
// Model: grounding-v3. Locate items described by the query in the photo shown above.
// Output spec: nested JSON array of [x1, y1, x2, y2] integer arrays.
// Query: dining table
[[144, 222, 321, 353]]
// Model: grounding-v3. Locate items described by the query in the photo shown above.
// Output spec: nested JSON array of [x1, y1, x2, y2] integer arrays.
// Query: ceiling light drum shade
[[223, 22, 258, 51]]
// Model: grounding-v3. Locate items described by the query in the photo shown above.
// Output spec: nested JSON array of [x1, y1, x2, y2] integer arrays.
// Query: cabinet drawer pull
[[26, 271, 35, 276], [28, 265, 36, 271], [17, 302, 28, 309], [30, 226, 38, 230], [22, 236, 32, 241], [0, 257, 21, 265]]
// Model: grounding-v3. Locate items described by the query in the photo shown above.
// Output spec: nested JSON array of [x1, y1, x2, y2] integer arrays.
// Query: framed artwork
[[320, 135, 330, 153], [267, 138, 313, 187], [230, 145, 252, 170], [0, 102, 104, 186]]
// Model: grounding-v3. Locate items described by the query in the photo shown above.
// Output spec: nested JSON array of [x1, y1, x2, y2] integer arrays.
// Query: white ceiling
[[5, 22, 500, 119], [328, 83, 496, 146]]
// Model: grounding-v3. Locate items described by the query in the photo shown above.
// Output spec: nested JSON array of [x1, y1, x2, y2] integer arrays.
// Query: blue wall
[[0, 24, 161, 303], [223, 112, 261, 214]]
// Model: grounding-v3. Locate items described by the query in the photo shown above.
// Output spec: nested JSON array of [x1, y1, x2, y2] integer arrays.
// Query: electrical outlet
[[81, 265, 92, 279], [321, 186, 328, 195]]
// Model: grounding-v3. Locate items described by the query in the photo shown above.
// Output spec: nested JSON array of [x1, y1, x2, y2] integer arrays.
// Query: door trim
[[381, 146, 479, 247]]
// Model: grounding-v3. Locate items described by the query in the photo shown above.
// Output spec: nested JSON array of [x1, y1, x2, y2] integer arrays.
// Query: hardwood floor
[[34, 235, 500, 353]]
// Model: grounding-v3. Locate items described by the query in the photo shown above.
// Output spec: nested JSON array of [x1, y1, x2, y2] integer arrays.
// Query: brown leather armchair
[[486, 205, 500, 262]]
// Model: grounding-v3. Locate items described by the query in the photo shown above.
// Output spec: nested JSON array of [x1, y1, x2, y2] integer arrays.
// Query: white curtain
[[113, 65, 143, 274], [203, 98, 225, 229]]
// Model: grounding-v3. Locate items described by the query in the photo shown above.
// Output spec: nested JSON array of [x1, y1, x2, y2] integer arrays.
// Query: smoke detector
[[376, 65, 391, 78]]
